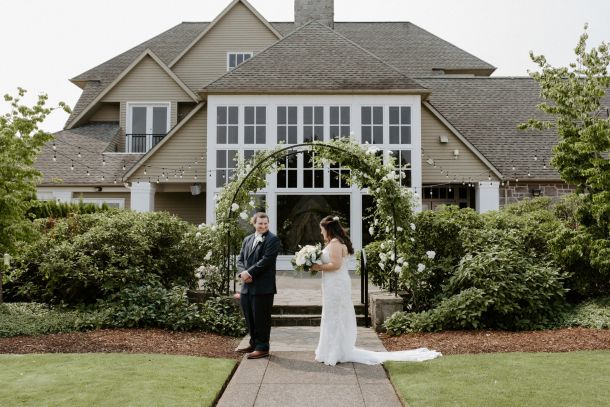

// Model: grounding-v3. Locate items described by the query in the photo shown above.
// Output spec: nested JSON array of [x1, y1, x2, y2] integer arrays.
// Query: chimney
[[295, 0, 334, 29]]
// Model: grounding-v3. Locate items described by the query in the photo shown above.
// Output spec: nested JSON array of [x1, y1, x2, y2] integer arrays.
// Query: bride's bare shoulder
[[329, 239, 348, 255]]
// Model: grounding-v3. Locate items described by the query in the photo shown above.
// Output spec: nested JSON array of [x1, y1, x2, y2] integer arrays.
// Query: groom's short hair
[[251, 212, 269, 225]]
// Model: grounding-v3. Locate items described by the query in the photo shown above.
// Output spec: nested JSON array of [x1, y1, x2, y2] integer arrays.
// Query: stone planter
[[369, 291, 404, 332]]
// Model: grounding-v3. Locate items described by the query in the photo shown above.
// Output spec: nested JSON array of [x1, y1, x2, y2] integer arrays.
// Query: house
[[35, 0, 574, 264]]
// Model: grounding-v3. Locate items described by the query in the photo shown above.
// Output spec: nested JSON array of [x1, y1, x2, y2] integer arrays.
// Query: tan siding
[[116, 102, 127, 152], [103, 56, 192, 102], [171, 101, 178, 128], [73, 192, 131, 209], [128, 106, 207, 181], [173, 2, 279, 90], [421, 106, 498, 183], [155, 192, 205, 224], [89, 103, 119, 122]]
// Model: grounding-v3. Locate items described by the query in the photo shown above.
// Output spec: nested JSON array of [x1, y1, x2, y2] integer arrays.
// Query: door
[[128, 104, 169, 152]]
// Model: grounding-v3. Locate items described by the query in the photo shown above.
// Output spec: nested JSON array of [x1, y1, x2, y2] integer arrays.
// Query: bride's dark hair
[[320, 216, 354, 255]]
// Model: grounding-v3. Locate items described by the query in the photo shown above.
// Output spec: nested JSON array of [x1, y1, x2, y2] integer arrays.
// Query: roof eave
[[200, 88, 431, 96]]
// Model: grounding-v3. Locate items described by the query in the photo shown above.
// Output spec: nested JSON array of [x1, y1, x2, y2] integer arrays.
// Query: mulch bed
[[380, 327, 610, 354], [1, 328, 609, 359], [0, 329, 242, 360]]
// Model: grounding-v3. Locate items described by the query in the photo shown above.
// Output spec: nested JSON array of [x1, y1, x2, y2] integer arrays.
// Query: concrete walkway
[[216, 327, 403, 407]]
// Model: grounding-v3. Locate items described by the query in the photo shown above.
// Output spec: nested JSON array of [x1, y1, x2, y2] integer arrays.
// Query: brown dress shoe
[[246, 350, 270, 359], [236, 345, 255, 353]]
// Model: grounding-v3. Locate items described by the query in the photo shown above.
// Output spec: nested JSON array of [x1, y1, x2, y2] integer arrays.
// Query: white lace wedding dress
[[315, 246, 442, 366]]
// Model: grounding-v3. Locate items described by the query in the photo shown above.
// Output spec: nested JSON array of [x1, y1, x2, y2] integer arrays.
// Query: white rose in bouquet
[[291, 244, 323, 274]]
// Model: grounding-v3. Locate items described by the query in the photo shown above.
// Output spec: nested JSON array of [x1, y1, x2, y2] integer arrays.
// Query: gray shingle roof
[[66, 22, 208, 127], [417, 77, 561, 180], [203, 21, 427, 92], [271, 22, 495, 77], [67, 21, 494, 127], [35, 122, 142, 185]]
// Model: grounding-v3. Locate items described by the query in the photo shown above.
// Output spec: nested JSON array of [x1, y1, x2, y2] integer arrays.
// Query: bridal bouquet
[[291, 244, 323, 274]]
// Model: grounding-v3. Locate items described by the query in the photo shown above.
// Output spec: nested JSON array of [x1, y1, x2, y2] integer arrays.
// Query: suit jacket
[[237, 231, 281, 295]]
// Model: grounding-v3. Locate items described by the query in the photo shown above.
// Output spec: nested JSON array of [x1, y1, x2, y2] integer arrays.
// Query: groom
[[236, 212, 281, 359]]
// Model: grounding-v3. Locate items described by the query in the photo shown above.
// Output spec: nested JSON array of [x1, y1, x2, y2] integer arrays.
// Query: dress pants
[[240, 292, 274, 351]]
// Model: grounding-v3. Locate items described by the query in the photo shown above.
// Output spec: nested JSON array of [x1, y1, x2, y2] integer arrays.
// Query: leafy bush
[[0, 303, 90, 337], [385, 226, 568, 334], [553, 297, 610, 329], [81, 284, 246, 336], [4, 211, 203, 304], [400, 206, 484, 311], [27, 199, 112, 220]]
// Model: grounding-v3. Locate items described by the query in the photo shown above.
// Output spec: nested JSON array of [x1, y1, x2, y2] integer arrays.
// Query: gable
[[103, 55, 193, 102], [421, 106, 498, 183], [127, 105, 207, 181], [172, 1, 279, 90]]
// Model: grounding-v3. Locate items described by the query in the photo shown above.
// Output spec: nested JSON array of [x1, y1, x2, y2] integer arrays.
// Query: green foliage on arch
[[209, 138, 417, 290]]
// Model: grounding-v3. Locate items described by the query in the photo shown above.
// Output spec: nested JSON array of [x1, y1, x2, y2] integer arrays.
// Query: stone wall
[[295, 0, 334, 28], [500, 181, 575, 206]]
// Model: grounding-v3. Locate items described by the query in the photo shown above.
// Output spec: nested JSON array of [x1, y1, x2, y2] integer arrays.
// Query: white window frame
[[126, 102, 171, 153], [227, 52, 253, 71], [206, 96, 423, 250]]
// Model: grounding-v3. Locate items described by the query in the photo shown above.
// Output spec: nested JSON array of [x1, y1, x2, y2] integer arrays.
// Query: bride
[[311, 215, 442, 366]]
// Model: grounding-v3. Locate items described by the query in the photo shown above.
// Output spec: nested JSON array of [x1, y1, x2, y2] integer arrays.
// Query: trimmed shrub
[[27, 199, 111, 220], [4, 211, 203, 304]]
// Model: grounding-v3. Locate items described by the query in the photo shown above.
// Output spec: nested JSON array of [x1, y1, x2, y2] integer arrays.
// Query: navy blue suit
[[237, 231, 280, 351]]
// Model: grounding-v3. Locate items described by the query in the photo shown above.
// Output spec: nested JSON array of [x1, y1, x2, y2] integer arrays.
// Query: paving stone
[[255, 384, 366, 407], [359, 383, 404, 407]]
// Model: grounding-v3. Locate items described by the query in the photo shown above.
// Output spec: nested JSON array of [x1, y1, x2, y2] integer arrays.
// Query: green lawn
[[0, 353, 236, 407], [386, 351, 610, 407]]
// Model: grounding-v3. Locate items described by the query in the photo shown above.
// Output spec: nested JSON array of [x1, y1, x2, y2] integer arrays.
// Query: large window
[[389, 106, 411, 144], [217, 106, 238, 144], [227, 52, 252, 71], [361, 106, 383, 144], [303, 106, 324, 142], [244, 106, 266, 144], [330, 106, 350, 139], [216, 149, 237, 187], [277, 106, 298, 144], [127, 104, 169, 152], [276, 194, 350, 254], [277, 155, 298, 188], [391, 150, 412, 187]]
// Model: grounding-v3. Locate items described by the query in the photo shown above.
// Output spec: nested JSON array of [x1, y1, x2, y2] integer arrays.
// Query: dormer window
[[227, 52, 252, 71]]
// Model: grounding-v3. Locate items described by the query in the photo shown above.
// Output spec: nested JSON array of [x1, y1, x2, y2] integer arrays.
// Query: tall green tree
[[0, 88, 70, 256], [521, 25, 610, 294]]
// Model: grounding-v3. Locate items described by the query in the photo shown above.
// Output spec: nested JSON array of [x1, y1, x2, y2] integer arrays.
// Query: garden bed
[[380, 327, 610, 354], [1, 327, 609, 358]]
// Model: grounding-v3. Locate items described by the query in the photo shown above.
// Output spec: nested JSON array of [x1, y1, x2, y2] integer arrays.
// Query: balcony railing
[[126, 133, 166, 153]]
